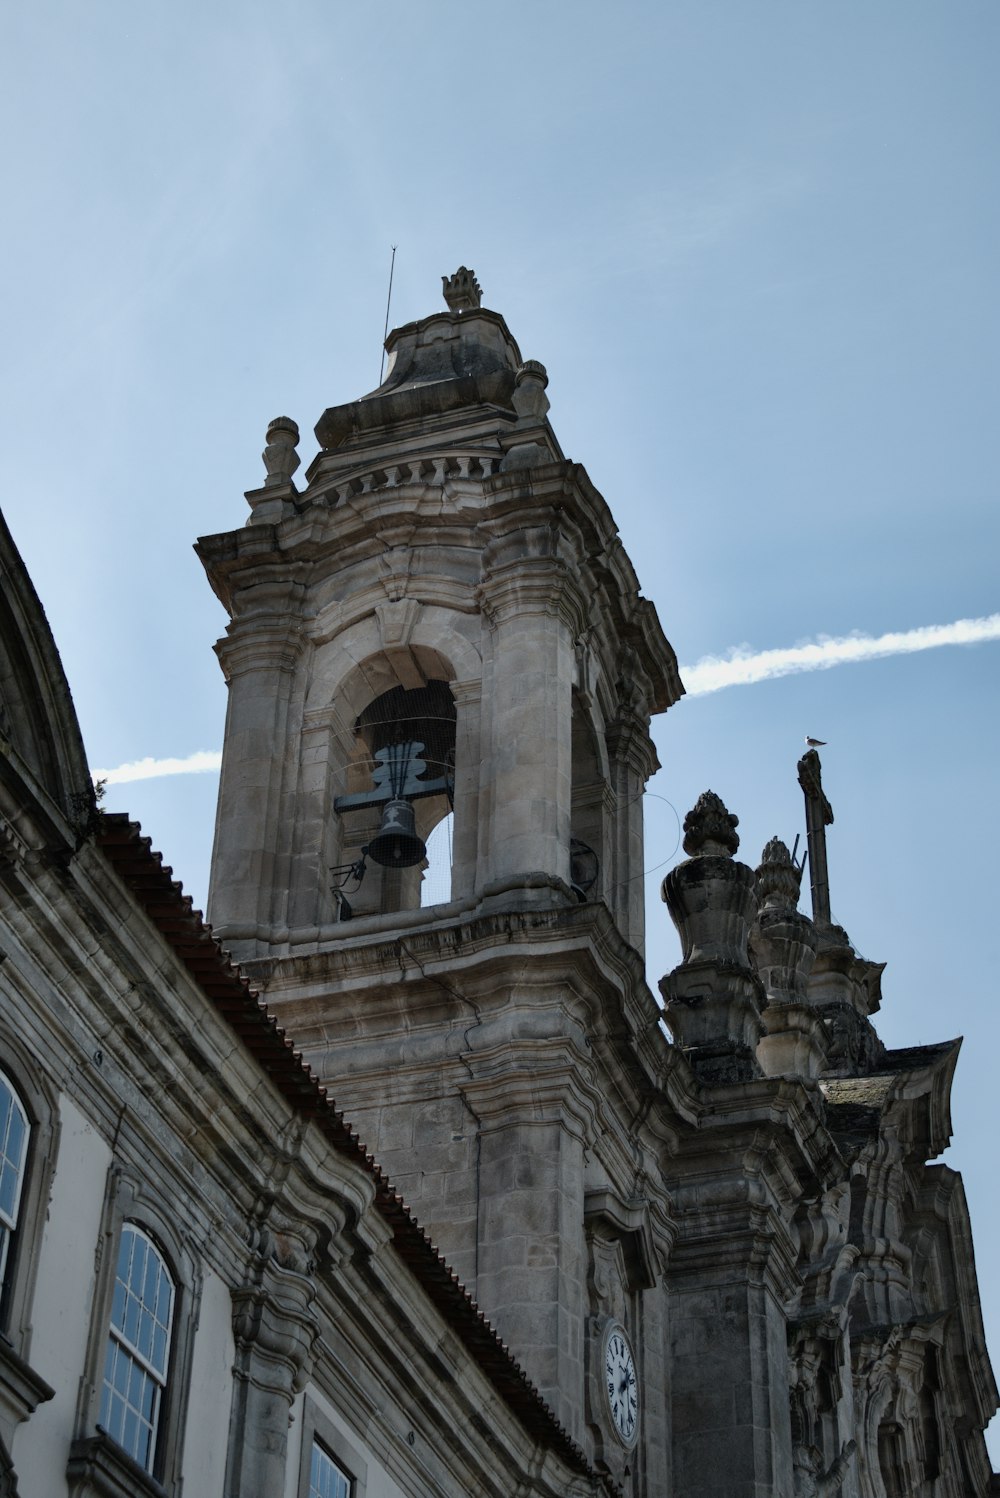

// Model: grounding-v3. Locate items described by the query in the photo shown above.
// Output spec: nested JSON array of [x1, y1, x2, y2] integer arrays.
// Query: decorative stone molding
[[215, 619, 306, 682], [67, 1430, 168, 1498], [477, 557, 587, 635], [0, 1338, 53, 1471], [660, 791, 764, 1083], [808, 930, 886, 1075], [511, 360, 550, 420], [756, 836, 804, 912], [262, 417, 301, 488], [681, 789, 740, 857], [752, 838, 825, 1079], [225, 1233, 320, 1498], [584, 1189, 660, 1295], [441, 266, 482, 312], [605, 708, 659, 784]]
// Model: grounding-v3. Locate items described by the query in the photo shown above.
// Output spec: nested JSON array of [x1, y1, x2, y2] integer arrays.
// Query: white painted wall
[[12, 1092, 112, 1497], [180, 1264, 234, 1494]]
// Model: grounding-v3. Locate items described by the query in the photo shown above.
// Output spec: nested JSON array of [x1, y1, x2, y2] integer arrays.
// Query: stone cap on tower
[[314, 268, 537, 450]]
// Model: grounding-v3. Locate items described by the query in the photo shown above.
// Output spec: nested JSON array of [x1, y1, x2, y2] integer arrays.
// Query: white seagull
[[804, 736, 827, 748]]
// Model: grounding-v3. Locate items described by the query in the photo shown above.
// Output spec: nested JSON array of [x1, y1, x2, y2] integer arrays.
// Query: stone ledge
[[66, 1431, 167, 1498], [0, 1333, 53, 1452]]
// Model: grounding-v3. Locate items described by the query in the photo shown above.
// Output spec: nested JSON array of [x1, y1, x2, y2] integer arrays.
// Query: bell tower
[[200, 270, 680, 954], [198, 272, 683, 1476]]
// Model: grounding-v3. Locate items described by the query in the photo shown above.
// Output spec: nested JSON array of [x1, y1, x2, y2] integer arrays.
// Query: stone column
[[605, 702, 659, 955], [477, 537, 580, 898], [660, 791, 764, 1084], [224, 1235, 318, 1498], [449, 678, 482, 899], [208, 595, 305, 946]]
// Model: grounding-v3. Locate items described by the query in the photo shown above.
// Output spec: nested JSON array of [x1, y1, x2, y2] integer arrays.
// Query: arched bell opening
[[333, 680, 456, 918], [570, 690, 608, 903]]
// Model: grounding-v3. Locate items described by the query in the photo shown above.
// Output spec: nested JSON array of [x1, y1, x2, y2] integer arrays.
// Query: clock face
[[604, 1323, 639, 1445]]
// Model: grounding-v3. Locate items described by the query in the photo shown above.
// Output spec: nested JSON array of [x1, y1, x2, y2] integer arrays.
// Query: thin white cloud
[[681, 613, 1000, 697], [93, 750, 222, 786], [90, 614, 1000, 783]]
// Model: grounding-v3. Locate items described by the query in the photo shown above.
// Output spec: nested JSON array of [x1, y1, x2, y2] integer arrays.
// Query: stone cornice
[[197, 458, 682, 716], [670, 1075, 846, 1204]]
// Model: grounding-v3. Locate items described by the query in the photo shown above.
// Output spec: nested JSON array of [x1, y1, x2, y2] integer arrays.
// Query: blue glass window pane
[[7, 1109, 25, 1162], [143, 1253, 159, 1309], [138, 1309, 153, 1359], [310, 1442, 351, 1498], [116, 1230, 135, 1285], [111, 1278, 126, 1328], [123, 1293, 140, 1346], [123, 1407, 138, 1460], [128, 1236, 146, 1294], [0, 1163, 16, 1219]]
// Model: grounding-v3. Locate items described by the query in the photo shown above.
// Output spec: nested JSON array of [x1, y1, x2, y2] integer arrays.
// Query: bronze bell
[[366, 798, 427, 869]]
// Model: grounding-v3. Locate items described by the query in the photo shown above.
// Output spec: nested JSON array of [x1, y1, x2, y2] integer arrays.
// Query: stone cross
[[796, 749, 834, 926]]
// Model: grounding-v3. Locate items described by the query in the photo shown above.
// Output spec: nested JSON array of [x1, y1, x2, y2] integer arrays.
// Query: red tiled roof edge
[[94, 813, 604, 1486]]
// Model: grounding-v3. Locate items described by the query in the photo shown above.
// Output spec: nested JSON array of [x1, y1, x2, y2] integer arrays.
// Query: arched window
[[99, 1224, 174, 1473], [0, 1072, 29, 1292], [335, 680, 456, 918]]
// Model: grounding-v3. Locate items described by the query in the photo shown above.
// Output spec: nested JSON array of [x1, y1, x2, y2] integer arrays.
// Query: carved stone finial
[[442, 266, 482, 312], [682, 790, 740, 858], [512, 359, 550, 420], [262, 417, 300, 488], [755, 837, 803, 911]]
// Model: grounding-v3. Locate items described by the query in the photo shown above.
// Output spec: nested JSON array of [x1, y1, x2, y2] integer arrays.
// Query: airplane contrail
[[680, 612, 1000, 697], [91, 613, 1000, 784], [93, 750, 223, 786]]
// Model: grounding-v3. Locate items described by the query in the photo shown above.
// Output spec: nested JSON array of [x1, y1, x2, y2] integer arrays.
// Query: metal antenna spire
[[379, 245, 397, 384]]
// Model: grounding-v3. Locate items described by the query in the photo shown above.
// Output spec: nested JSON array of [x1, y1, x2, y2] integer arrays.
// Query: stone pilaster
[[605, 701, 659, 955], [448, 677, 482, 900], [462, 1042, 596, 1443], [477, 531, 584, 900], [660, 791, 764, 1084], [208, 597, 305, 946], [224, 1231, 319, 1498], [667, 1152, 800, 1498]]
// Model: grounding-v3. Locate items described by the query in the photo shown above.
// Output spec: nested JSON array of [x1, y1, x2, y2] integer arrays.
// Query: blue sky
[[3, 0, 998, 1457]]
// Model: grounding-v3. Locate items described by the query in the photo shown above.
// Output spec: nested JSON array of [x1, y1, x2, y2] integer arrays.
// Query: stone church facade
[[0, 269, 995, 1495]]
